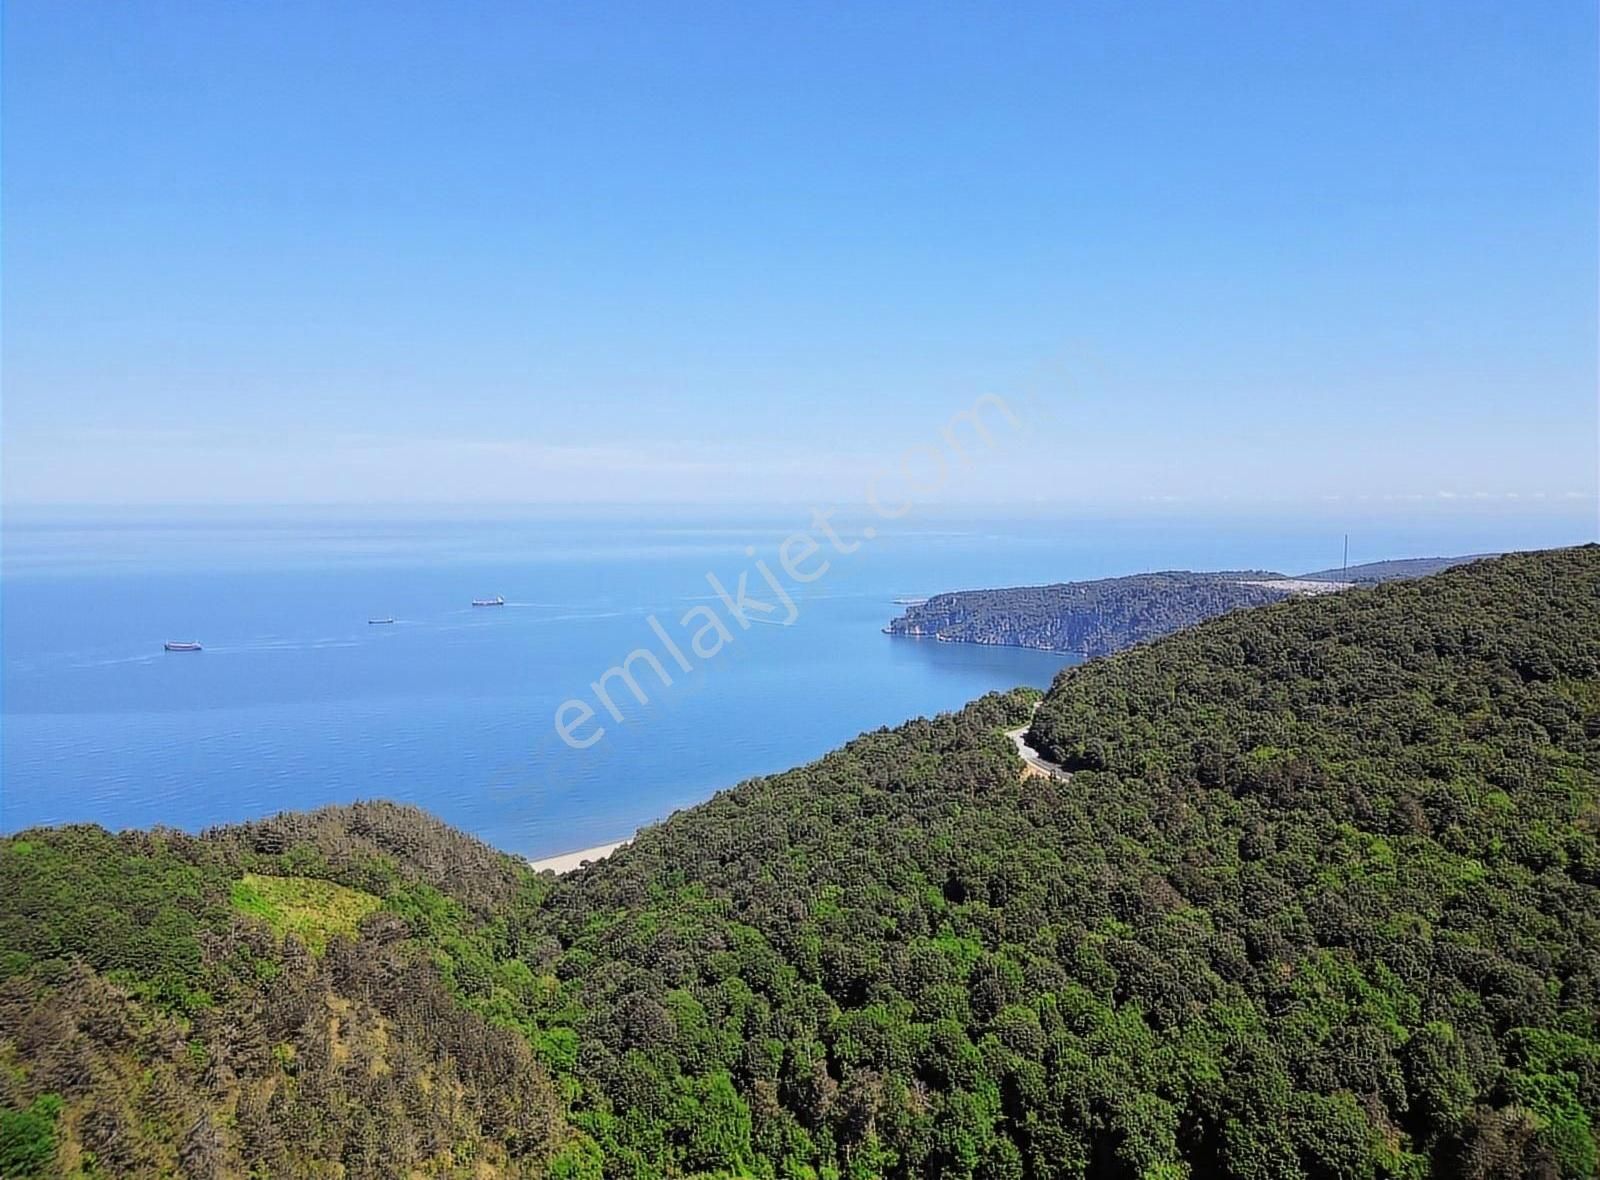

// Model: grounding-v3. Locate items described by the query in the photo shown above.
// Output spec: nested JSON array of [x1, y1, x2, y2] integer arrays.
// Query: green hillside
[[2, 547, 1597, 1178]]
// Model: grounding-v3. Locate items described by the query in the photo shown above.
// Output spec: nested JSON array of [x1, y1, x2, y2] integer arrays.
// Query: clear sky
[[3, 1, 1596, 512]]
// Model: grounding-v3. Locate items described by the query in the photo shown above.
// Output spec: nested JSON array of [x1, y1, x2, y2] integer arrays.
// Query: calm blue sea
[[2, 504, 1591, 856]]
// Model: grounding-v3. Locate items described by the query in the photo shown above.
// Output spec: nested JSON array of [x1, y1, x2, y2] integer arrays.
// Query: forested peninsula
[[3, 547, 1597, 1178], [883, 571, 1295, 656], [883, 556, 1488, 656]]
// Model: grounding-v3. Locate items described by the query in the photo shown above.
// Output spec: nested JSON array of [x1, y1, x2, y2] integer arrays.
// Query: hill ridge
[[3, 545, 1598, 1178]]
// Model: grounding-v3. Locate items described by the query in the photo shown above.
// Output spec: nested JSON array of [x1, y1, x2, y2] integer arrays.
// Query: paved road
[[1005, 720, 1070, 781]]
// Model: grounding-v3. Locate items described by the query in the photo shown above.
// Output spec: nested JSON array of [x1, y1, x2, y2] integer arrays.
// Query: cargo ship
[[368, 617, 396, 625], [471, 596, 506, 607], [163, 641, 202, 652]]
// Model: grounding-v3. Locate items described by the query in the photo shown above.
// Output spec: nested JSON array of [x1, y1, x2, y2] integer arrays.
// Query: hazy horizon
[[5, 2, 1596, 510]]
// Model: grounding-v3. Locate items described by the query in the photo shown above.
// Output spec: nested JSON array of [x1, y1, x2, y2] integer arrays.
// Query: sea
[[2, 503, 1591, 858]]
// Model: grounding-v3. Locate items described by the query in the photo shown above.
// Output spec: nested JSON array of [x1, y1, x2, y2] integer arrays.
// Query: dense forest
[[883, 571, 1294, 655], [2, 547, 1598, 1178]]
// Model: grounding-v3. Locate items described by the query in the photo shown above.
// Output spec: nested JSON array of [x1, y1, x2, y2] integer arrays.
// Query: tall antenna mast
[[1343, 533, 1349, 578]]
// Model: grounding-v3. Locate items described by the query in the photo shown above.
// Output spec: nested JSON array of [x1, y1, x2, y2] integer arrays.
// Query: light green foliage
[[229, 872, 381, 954], [0, 1094, 62, 1178]]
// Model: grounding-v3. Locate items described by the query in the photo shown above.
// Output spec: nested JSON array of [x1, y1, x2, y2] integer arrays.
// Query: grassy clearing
[[230, 873, 382, 954]]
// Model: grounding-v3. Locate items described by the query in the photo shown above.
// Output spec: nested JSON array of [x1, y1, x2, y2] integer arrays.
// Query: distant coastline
[[882, 628, 1082, 654], [884, 570, 1292, 657], [884, 555, 1493, 657]]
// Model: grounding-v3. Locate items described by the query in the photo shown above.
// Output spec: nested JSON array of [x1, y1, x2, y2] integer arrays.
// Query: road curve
[[1005, 718, 1070, 781]]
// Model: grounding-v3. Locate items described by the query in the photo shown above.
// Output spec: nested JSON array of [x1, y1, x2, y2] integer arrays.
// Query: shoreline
[[528, 839, 630, 875]]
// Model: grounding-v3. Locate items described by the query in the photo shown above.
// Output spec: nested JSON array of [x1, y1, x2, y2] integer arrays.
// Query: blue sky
[[3, 1, 1596, 512]]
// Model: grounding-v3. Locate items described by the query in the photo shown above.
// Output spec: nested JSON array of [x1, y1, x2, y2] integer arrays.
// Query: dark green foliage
[[2, 546, 1598, 1177], [0, 826, 219, 1013], [541, 547, 1598, 1177]]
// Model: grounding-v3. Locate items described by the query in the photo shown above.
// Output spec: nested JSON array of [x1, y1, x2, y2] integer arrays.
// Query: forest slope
[[2, 547, 1598, 1179]]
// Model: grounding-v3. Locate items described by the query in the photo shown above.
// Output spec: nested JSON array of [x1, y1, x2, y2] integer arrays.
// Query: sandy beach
[[529, 840, 629, 874]]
